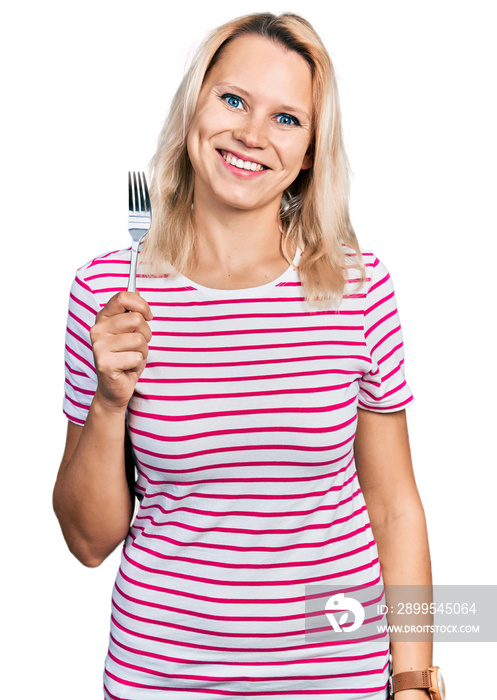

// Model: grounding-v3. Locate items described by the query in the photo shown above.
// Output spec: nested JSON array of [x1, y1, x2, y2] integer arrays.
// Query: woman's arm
[[53, 291, 153, 567], [354, 408, 433, 700]]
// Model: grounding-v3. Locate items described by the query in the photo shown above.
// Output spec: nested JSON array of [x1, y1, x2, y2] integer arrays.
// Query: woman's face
[[187, 34, 313, 216]]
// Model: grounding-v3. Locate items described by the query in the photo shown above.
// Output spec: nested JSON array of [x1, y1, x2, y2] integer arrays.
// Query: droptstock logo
[[324, 593, 365, 633]]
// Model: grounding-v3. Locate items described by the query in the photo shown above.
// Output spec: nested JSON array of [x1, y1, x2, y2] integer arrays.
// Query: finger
[[94, 346, 148, 377], [93, 332, 150, 362], [94, 311, 153, 341], [108, 351, 147, 374], [98, 290, 153, 320]]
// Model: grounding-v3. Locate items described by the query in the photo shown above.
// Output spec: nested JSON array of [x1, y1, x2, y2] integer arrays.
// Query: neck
[[186, 193, 292, 290]]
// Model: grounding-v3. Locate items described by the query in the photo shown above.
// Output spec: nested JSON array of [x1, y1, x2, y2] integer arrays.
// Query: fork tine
[[128, 171, 134, 211], [142, 172, 151, 213], [137, 172, 146, 213], [133, 172, 140, 212]]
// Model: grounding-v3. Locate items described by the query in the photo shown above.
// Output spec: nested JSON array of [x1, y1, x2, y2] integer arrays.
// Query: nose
[[233, 114, 268, 149]]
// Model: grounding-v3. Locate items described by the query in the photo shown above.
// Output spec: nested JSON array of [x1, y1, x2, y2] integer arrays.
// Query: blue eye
[[277, 113, 300, 127], [221, 94, 243, 109]]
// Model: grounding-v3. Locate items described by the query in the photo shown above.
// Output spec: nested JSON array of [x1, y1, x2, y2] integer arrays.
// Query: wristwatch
[[389, 666, 446, 699]]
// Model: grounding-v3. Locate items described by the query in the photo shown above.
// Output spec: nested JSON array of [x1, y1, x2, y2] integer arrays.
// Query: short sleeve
[[358, 256, 414, 412], [62, 271, 100, 425]]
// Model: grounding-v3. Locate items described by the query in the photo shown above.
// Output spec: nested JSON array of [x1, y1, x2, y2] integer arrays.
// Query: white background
[[2, 0, 496, 697]]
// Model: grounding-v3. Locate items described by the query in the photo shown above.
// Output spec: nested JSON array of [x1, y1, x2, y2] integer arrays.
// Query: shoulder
[[69, 248, 131, 311], [341, 244, 390, 292], [359, 248, 391, 287], [72, 248, 131, 298], [74, 248, 131, 284]]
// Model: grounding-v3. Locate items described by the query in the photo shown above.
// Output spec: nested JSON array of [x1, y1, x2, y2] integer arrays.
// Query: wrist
[[390, 666, 445, 700], [92, 387, 129, 417]]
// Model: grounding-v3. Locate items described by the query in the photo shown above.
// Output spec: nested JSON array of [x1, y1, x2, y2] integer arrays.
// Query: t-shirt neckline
[[176, 248, 301, 297]]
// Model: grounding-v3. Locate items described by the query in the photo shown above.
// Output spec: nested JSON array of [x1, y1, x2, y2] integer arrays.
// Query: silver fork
[[127, 171, 151, 293]]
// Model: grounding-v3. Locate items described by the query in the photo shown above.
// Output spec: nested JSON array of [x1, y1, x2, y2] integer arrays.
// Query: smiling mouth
[[219, 150, 268, 172]]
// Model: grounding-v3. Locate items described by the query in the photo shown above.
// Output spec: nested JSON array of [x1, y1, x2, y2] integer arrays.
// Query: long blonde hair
[[143, 12, 364, 306]]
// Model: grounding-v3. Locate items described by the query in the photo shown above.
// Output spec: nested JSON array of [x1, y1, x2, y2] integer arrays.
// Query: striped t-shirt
[[63, 247, 413, 699]]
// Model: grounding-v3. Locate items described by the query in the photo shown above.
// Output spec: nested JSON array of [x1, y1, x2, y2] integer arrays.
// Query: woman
[[54, 12, 437, 700]]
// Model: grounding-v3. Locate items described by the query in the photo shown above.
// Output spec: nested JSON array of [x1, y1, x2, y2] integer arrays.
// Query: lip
[[217, 149, 270, 178], [219, 149, 269, 169]]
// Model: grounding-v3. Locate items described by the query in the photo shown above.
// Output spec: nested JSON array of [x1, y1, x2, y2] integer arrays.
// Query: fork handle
[[127, 239, 142, 294]]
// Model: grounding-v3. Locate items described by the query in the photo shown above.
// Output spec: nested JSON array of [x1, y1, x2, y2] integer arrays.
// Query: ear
[[301, 153, 313, 170], [301, 144, 314, 171]]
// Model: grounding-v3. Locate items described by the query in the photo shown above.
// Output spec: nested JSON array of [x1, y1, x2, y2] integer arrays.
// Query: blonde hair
[[143, 12, 364, 306]]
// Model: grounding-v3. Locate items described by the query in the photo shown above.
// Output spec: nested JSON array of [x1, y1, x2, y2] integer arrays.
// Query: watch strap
[[391, 669, 431, 692]]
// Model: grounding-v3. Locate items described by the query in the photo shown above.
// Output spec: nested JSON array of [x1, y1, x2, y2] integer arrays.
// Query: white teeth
[[222, 151, 264, 172]]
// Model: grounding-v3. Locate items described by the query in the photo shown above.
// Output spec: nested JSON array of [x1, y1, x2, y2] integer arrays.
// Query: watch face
[[437, 668, 446, 700]]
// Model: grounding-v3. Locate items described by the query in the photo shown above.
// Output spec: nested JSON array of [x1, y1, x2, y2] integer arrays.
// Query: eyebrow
[[214, 83, 311, 121]]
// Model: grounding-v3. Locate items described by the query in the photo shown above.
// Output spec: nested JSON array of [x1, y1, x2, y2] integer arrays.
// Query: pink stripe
[[360, 379, 407, 403], [377, 340, 404, 366], [67, 306, 92, 332], [117, 559, 378, 608], [134, 450, 353, 475], [150, 296, 307, 307], [73, 275, 93, 295], [65, 345, 96, 374], [152, 310, 363, 323], [133, 385, 357, 402], [115, 598, 387, 639], [85, 271, 129, 280], [153, 325, 363, 338], [69, 292, 97, 318], [110, 599, 385, 657], [111, 598, 382, 642], [132, 433, 355, 461], [343, 293, 367, 300], [63, 409, 85, 425], [134, 502, 365, 538], [64, 360, 89, 379], [141, 285, 229, 296], [88, 285, 126, 295], [110, 633, 387, 681], [128, 403, 356, 425], [66, 323, 92, 350], [368, 273, 390, 297], [145, 356, 365, 369], [148, 340, 368, 353], [364, 289, 395, 317], [64, 393, 91, 412], [129, 415, 357, 445], [358, 395, 413, 412], [86, 249, 127, 267], [65, 377, 94, 396], [105, 666, 386, 696], [138, 368, 363, 384], [369, 326, 401, 356], [131, 472, 357, 502], [128, 535, 375, 572], [131, 522, 370, 554], [122, 544, 379, 588], [132, 485, 362, 518], [381, 359, 405, 382], [364, 308, 397, 339], [110, 615, 386, 669], [115, 580, 367, 624]]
